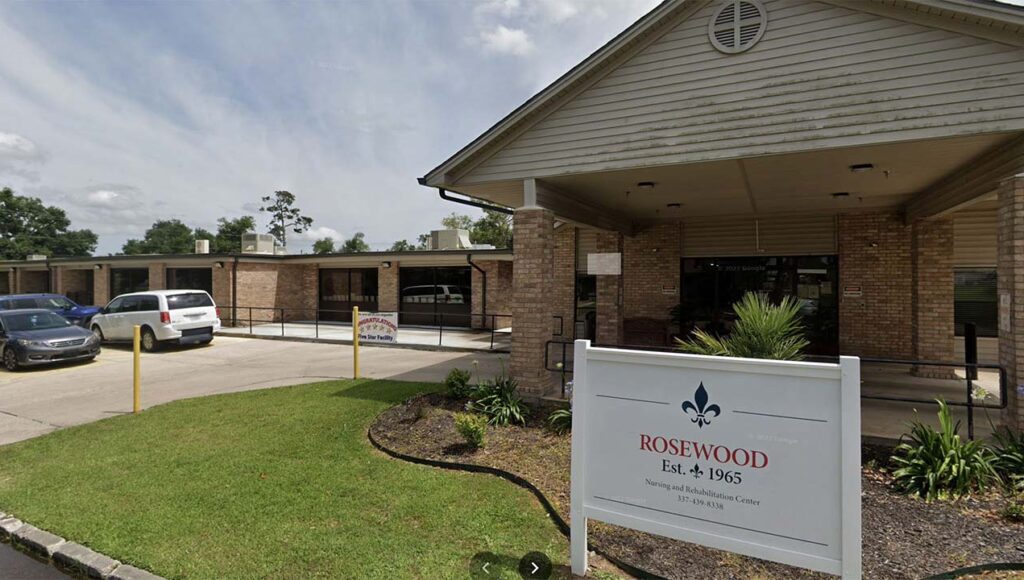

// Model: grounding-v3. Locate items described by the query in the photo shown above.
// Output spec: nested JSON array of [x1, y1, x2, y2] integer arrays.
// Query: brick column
[[93, 266, 109, 306], [553, 226, 577, 339], [378, 261, 399, 312], [212, 263, 233, 323], [13, 267, 22, 293], [148, 263, 166, 290], [998, 174, 1024, 431], [595, 230, 623, 345], [52, 266, 65, 296], [911, 218, 956, 377], [3, 268, 13, 294], [511, 208, 555, 397]]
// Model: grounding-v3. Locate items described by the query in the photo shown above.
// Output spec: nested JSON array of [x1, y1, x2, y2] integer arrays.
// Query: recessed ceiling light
[[830, 191, 851, 198], [638, 181, 656, 190], [849, 163, 874, 173]]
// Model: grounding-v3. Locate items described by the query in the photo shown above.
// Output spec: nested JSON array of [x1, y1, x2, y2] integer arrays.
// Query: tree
[[0, 187, 97, 259], [471, 210, 512, 248], [416, 233, 431, 250], [389, 239, 415, 252], [121, 219, 196, 255], [212, 216, 256, 253], [259, 191, 313, 248], [441, 213, 474, 231], [313, 238, 336, 254], [339, 232, 370, 253]]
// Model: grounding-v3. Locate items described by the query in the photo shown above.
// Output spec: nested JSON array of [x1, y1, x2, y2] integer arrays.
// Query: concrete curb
[[0, 510, 164, 579]]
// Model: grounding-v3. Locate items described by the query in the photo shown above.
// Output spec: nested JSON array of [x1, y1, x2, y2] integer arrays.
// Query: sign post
[[352, 307, 360, 379], [571, 340, 861, 578]]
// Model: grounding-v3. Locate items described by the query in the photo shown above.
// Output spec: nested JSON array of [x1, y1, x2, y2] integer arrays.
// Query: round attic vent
[[709, 0, 767, 54]]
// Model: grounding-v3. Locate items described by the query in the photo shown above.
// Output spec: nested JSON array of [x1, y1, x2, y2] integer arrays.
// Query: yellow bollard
[[132, 325, 141, 414], [352, 306, 360, 379]]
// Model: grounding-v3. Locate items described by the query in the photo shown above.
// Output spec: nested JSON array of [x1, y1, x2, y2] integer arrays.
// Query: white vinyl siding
[[954, 208, 997, 267], [682, 214, 836, 257], [461, 0, 1024, 184]]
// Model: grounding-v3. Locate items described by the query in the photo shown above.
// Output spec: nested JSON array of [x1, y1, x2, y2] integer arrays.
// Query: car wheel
[[2, 348, 19, 372], [91, 325, 105, 341], [140, 327, 160, 352]]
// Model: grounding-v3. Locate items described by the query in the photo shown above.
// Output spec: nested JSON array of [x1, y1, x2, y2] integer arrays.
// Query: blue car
[[0, 294, 102, 327]]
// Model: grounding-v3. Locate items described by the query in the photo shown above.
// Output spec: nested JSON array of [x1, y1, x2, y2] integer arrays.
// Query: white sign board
[[357, 312, 398, 344], [570, 340, 861, 578], [587, 253, 621, 276]]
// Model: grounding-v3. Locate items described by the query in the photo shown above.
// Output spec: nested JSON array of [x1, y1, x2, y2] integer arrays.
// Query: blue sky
[[0, 0, 1021, 255], [0, 0, 660, 254]]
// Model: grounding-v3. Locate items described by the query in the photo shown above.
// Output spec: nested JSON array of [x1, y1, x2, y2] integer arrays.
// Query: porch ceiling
[[454, 132, 1018, 224]]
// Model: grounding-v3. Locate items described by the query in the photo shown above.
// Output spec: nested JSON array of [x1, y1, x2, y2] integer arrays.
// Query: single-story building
[[0, 249, 513, 330], [419, 0, 1024, 431]]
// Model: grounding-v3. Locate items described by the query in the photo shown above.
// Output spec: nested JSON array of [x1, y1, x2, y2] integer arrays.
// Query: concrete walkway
[[221, 321, 512, 351], [0, 336, 507, 446]]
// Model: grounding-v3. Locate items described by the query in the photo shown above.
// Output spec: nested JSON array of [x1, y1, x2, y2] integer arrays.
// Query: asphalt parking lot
[[0, 336, 506, 446]]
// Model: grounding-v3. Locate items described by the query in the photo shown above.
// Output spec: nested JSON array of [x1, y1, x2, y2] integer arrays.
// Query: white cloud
[[293, 226, 343, 244], [479, 25, 534, 56], [0, 131, 45, 181]]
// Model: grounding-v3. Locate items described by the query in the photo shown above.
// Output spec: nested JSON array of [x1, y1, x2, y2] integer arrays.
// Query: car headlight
[[15, 339, 47, 347]]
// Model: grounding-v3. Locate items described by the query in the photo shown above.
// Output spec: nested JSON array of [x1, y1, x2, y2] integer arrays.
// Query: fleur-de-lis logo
[[681, 383, 721, 428], [690, 464, 704, 479]]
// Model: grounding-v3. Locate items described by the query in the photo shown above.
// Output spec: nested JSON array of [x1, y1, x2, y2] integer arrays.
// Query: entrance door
[[680, 256, 838, 356], [399, 267, 472, 327], [318, 269, 378, 322]]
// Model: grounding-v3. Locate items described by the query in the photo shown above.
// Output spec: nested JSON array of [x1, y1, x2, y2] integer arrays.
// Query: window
[[317, 269, 378, 322], [166, 268, 213, 294], [167, 293, 213, 310], [137, 295, 161, 312], [398, 267, 472, 327], [955, 269, 997, 337], [110, 268, 149, 296], [1, 311, 71, 331], [105, 297, 125, 313], [38, 296, 76, 310]]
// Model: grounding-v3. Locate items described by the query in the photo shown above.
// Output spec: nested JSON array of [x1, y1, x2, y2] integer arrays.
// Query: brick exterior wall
[[553, 225, 576, 339], [595, 230, 623, 345], [511, 208, 556, 396], [471, 260, 514, 329], [93, 266, 110, 306], [233, 262, 317, 322], [998, 175, 1024, 431], [911, 218, 955, 376], [1, 269, 12, 294], [623, 223, 681, 323], [212, 263, 233, 322], [62, 269, 94, 305], [837, 212, 913, 359], [148, 263, 166, 291], [19, 270, 48, 293], [378, 262, 399, 312]]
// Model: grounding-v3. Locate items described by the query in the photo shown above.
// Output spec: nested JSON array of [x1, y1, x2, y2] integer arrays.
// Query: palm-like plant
[[891, 400, 1000, 500], [675, 292, 809, 361]]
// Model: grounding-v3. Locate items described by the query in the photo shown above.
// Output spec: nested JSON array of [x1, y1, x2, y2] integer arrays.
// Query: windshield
[[166, 293, 214, 310], [39, 296, 76, 310], [2, 312, 73, 332]]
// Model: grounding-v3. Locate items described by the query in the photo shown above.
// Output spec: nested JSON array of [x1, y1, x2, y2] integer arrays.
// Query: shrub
[[547, 407, 572, 435], [470, 373, 529, 426], [454, 413, 487, 449], [1002, 497, 1024, 523], [993, 427, 1024, 491], [675, 292, 808, 360], [445, 368, 474, 399], [891, 400, 1000, 501]]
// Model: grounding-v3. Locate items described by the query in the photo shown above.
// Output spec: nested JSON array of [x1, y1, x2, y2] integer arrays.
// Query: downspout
[[467, 254, 487, 328], [231, 255, 239, 327], [417, 179, 513, 215]]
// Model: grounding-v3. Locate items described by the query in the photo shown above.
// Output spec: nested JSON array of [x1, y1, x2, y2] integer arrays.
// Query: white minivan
[[91, 290, 221, 352]]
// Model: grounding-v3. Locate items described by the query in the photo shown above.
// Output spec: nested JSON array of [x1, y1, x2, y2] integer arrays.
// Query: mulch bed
[[369, 393, 1024, 580]]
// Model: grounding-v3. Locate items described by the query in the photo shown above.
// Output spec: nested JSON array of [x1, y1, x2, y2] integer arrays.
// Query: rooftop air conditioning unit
[[195, 239, 210, 254], [430, 229, 471, 250], [26, 254, 47, 261], [240, 233, 276, 255]]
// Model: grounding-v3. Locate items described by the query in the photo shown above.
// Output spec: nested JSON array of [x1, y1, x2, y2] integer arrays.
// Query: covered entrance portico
[[421, 0, 1024, 432]]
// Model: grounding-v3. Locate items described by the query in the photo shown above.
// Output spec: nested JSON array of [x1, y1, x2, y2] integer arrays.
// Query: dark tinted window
[[9, 298, 41, 309], [137, 296, 160, 312], [167, 293, 214, 310], [105, 297, 124, 313], [110, 269, 149, 296], [119, 297, 141, 313]]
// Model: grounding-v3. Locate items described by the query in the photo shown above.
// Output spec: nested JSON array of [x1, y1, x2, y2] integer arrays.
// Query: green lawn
[[0, 380, 567, 579]]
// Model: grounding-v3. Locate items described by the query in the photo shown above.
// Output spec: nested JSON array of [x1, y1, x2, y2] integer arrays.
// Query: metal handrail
[[218, 305, 562, 351]]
